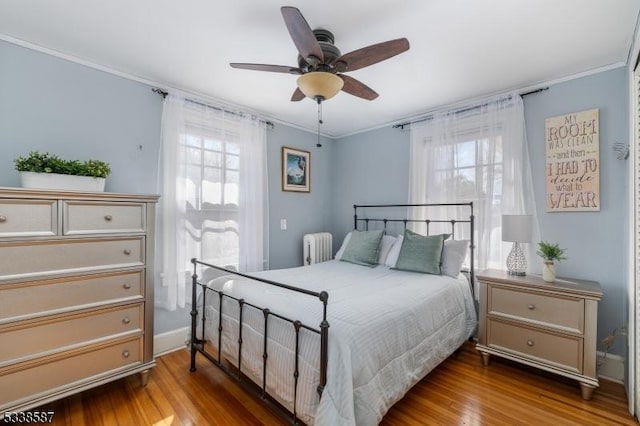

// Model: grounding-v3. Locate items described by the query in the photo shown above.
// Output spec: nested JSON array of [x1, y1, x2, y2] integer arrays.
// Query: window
[[431, 136, 505, 268], [158, 95, 267, 310], [433, 137, 503, 204], [409, 94, 537, 274], [184, 129, 241, 270]]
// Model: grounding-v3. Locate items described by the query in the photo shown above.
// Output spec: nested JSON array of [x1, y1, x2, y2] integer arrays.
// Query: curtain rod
[[392, 87, 548, 130], [152, 88, 274, 128]]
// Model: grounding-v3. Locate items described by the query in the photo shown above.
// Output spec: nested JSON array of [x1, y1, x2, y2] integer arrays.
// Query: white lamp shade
[[502, 214, 532, 242], [297, 72, 344, 100]]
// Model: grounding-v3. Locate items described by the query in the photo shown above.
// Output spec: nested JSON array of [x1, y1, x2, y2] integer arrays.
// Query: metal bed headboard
[[353, 202, 475, 291]]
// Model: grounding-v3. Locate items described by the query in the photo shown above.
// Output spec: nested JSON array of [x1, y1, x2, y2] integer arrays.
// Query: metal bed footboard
[[189, 258, 329, 425]]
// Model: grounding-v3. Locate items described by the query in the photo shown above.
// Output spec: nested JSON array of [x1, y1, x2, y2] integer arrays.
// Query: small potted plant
[[15, 151, 111, 192], [536, 241, 567, 282]]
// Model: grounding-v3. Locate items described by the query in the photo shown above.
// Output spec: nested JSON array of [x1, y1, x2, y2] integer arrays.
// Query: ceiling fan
[[230, 6, 410, 103]]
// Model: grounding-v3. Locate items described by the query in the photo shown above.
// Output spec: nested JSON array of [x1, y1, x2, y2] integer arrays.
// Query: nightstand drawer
[[63, 201, 146, 235], [0, 237, 144, 281], [0, 304, 143, 365], [489, 286, 584, 334], [0, 270, 144, 322], [487, 319, 582, 373], [0, 199, 57, 237]]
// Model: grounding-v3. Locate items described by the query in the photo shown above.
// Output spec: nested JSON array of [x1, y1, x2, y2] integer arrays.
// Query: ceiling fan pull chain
[[317, 98, 323, 147]]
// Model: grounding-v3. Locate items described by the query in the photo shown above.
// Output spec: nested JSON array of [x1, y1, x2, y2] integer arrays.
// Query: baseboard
[[154, 327, 190, 357], [597, 351, 625, 383]]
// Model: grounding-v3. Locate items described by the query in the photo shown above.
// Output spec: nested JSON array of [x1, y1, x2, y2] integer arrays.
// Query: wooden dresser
[[0, 187, 159, 415], [475, 269, 602, 400]]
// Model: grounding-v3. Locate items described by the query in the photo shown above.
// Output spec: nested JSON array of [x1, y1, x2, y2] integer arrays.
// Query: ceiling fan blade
[[336, 38, 410, 72], [281, 6, 324, 64], [291, 87, 305, 102], [230, 63, 302, 74], [339, 74, 379, 100]]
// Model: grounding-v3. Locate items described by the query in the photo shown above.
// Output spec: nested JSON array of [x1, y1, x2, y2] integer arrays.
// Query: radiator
[[303, 232, 333, 265]]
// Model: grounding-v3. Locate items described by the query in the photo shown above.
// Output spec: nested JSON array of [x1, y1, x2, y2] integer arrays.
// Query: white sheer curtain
[[408, 93, 539, 275], [157, 94, 268, 310]]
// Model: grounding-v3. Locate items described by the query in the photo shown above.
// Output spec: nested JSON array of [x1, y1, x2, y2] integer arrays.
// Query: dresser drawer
[[0, 237, 144, 281], [487, 319, 582, 373], [63, 201, 146, 235], [0, 199, 57, 238], [0, 337, 142, 409], [0, 304, 143, 365], [489, 286, 584, 334], [0, 270, 143, 322]]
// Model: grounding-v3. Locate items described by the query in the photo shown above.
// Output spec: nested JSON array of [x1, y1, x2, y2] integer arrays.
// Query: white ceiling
[[1, 1, 638, 137]]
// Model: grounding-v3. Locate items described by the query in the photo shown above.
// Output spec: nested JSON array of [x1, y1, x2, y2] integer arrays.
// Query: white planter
[[20, 172, 106, 192], [542, 260, 556, 283]]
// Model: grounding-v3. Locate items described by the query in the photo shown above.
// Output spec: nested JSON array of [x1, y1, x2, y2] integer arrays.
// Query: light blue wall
[[0, 41, 162, 193], [0, 40, 333, 334], [2, 40, 630, 354], [523, 67, 629, 357], [329, 68, 629, 357], [330, 126, 410, 252], [267, 124, 333, 269]]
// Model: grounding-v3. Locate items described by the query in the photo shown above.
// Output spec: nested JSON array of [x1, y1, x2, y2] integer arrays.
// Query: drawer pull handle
[[527, 304, 535, 310], [123, 249, 132, 255], [527, 339, 535, 347], [104, 215, 113, 221], [123, 317, 131, 324], [0, 215, 6, 223], [123, 283, 132, 290], [122, 350, 130, 358]]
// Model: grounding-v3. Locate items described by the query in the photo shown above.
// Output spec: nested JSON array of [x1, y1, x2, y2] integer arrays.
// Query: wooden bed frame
[[188, 202, 475, 424]]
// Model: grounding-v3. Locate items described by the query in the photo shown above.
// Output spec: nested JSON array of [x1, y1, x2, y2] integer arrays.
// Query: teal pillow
[[394, 230, 448, 274], [340, 230, 384, 267]]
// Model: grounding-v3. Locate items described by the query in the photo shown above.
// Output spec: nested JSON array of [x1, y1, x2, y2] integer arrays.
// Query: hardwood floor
[[38, 341, 635, 425]]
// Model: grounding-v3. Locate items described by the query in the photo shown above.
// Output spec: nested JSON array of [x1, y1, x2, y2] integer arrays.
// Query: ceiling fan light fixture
[[297, 72, 344, 101]]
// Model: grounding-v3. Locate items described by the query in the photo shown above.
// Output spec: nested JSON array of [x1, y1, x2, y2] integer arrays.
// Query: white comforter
[[199, 260, 476, 425]]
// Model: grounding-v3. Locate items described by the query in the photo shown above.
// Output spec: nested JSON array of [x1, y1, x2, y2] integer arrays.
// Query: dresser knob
[[122, 350, 130, 358], [527, 339, 535, 347], [527, 304, 535, 310], [0, 215, 6, 223], [122, 317, 131, 324], [123, 283, 132, 290], [104, 215, 113, 221], [123, 249, 132, 255]]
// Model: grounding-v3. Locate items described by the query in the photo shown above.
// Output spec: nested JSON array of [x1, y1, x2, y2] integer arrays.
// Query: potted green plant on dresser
[[536, 240, 567, 283], [14, 151, 111, 192]]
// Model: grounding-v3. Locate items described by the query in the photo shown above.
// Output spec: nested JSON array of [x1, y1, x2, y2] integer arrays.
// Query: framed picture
[[282, 146, 310, 193]]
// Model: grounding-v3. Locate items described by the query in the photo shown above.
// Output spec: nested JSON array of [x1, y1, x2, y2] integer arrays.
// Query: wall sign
[[545, 108, 600, 212]]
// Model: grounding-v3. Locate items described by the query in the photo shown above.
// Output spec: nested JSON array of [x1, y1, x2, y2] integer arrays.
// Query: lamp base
[[506, 241, 527, 276]]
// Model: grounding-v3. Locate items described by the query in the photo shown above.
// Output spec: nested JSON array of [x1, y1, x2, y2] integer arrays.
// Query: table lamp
[[502, 214, 532, 276]]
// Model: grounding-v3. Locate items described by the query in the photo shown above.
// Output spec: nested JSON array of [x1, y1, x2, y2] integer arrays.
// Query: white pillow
[[441, 239, 470, 278], [334, 232, 352, 260], [377, 235, 397, 264], [385, 236, 469, 275], [384, 235, 404, 267], [335, 232, 396, 264]]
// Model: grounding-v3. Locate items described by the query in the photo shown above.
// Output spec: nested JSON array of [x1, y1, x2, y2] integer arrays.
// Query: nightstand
[[475, 269, 603, 400]]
